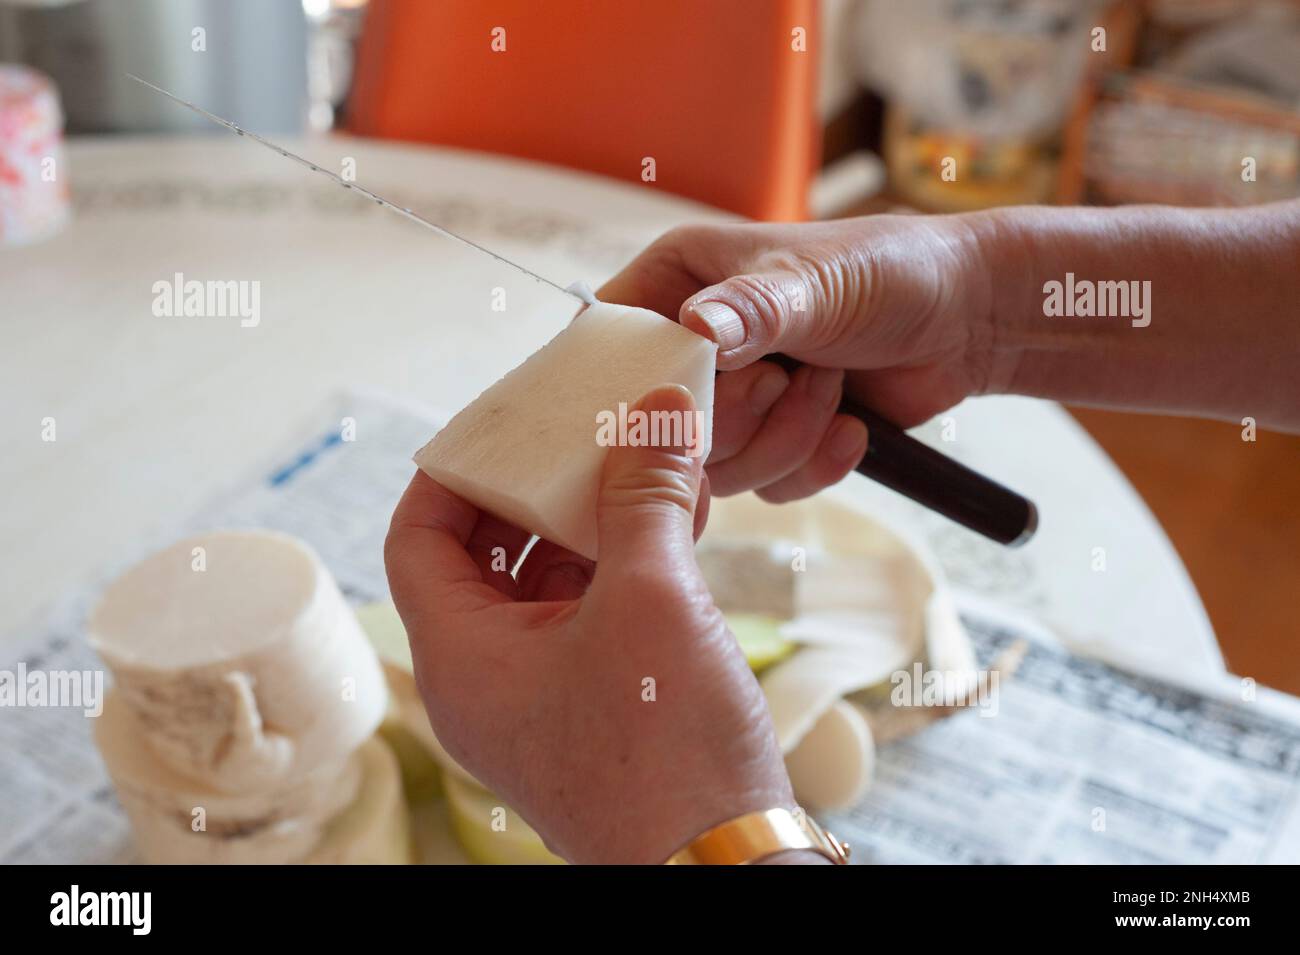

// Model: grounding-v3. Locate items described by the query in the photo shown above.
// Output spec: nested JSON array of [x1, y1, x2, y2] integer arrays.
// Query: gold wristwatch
[[663, 808, 851, 865]]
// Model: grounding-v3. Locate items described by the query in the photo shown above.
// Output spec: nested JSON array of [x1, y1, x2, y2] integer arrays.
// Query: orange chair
[[347, 0, 820, 220]]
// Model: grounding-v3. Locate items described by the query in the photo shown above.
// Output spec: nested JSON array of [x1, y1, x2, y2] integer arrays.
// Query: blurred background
[[2, 0, 1298, 691]]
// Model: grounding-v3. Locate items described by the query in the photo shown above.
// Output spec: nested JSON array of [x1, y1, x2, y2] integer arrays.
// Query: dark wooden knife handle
[[768, 354, 1038, 547]]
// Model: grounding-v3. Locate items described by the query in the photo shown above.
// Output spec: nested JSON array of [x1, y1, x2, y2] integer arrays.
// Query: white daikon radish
[[702, 488, 979, 816], [809, 492, 978, 696], [779, 611, 920, 666], [95, 690, 362, 865], [706, 490, 977, 714], [304, 737, 413, 865], [89, 531, 388, 793], [760, 647, 904, 753], [414, 301, 716, 560], [784, 700, 876, 811], [794, 550, 922, 617], [922, 587, 980, 702]]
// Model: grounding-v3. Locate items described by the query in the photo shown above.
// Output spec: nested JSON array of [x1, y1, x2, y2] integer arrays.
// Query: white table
[[0, 135, 1224, 688]]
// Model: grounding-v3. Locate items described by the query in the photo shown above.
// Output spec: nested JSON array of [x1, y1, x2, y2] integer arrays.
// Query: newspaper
[[2, 391, 1298, 864], [830, 617, 1300, 863]]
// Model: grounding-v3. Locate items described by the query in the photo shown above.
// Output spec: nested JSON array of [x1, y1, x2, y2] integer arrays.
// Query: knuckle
[[649, 223, 724, 266], [653, 223, 706, 249], [602, 461, 698, 512]]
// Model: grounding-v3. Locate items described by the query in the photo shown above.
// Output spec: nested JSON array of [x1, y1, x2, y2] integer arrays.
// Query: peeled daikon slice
[[780, 611, 920, 666], [95, 690, 362, 865], [88, 531, 388, 793], [414, 301, 716, 560], [304, 736, 413, 865], [761, 647, 903, 753], [784, 700, 875, 811]]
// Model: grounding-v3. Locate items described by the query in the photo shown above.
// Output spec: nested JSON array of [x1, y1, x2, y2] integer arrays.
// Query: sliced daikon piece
[[784, 700, 875, 811], [95, 689, 362, 865], [921, 587, 980, 702], [706, 490, 979, 713], [794, 550, 920, 616], [414, 301, 716, 560], [779, 611, 919, 667], [89, 531, 388, 793], [814, 492, 980, 703], [761, 647, 905, 753], [305, 736, 413, 865]]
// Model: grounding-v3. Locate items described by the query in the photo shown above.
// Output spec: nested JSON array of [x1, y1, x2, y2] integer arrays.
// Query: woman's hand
[[596, 215, 994, 502], [602, 201, 1300, 438], [384, 385, 797, 864]]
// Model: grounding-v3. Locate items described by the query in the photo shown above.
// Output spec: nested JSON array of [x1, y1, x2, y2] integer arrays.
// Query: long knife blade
[[126, 73, 584, 303]]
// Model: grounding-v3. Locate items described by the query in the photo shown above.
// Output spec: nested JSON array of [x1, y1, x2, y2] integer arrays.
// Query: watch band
[[663, 807, 851, 865]]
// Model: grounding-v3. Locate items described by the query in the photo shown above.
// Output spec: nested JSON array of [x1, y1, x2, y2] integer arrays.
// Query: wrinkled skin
[[598, 217, 993, 501], [386, 387, 801, 864], [385, 216, 993, 864], [386, 202, 1300, 863]]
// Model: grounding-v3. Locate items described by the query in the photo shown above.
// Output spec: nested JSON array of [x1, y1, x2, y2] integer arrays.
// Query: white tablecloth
[[0, 135, 1222, 686]]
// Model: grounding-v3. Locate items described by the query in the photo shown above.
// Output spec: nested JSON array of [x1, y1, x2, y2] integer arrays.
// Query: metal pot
[[0, 0, 308, 133]]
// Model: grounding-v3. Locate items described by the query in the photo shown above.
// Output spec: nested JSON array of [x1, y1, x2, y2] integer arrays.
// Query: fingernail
[[632, 383, 701, 457], [747, 369, 788, 416], [805, 366, 843, 409], [828, 418, 868, 464], [686, 301, 746, 351], [634, 382, 695, 415]]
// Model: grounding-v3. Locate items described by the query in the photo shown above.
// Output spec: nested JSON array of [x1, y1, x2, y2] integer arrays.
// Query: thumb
[[593, 383, 704, 579], [680, 268, 826, 371]]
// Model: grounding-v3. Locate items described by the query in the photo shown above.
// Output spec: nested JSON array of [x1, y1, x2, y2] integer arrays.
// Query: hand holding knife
[[128, 73, 1039, 548]]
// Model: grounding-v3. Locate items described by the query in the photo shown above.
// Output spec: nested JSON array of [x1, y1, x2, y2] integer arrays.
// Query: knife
[[767, 354, 1036, 546], [127, 73, 1039, 547]]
